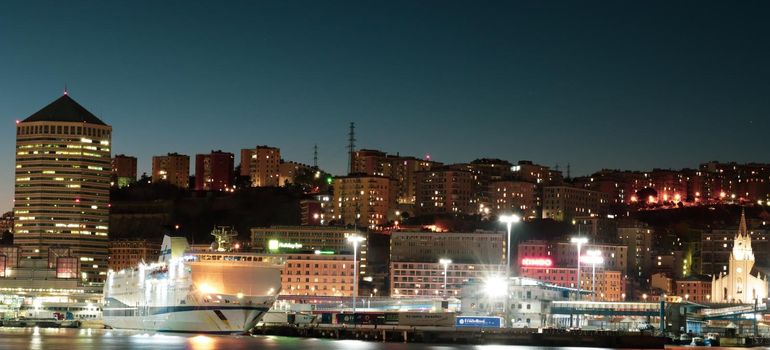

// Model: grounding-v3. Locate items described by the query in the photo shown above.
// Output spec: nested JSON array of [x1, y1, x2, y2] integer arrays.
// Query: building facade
[[14, 94, 112, 284], [299, 194, 332, 226], [511, 161, 563, 185], [111, 154, 137, 188], [541, 186, 609, 221], [278, 161, 314, 186], [351, 150, 443, 204], [675, 276, 712, 303], [250, 226, 369, 276], [390, 261, 505, 298], [194, 150, 234, 191], [414, 167, 474, 215], [618, 221, 653, 278], [519, 265, 625, 301], [281, 253, 356, 297], [241, 146, 280, 187], [517, 240, 627, 275], [108, 240, 161, 271], [390, 231, 505, 265], [552, 242, 627, 272], [331, 174, 397, 228], [152, 153, 189, 188], [490, 180, 538, 218]]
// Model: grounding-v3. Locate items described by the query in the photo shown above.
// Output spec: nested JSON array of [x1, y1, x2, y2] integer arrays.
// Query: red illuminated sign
[[521, 257, 553, 267]]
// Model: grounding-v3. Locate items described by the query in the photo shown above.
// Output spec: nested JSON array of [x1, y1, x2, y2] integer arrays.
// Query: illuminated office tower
[[13, 93, 112, 284]]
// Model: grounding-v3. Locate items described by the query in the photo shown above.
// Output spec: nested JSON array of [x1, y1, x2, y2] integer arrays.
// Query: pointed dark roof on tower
[[738, 208, 748, 237], [22, 94, 107, 126]]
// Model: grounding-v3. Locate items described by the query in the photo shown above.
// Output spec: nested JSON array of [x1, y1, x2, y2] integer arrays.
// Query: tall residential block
[[331, 174, 397, 228], [152, 153, 190, 188], [414, 167, 474, 215], [351, 149, 441, 204], [490, 180, 538, 218], [241, 146, 280, 187], [14, 94, 112, 283], [511, 160, 563, 185], [111, 154, 137, 188], [194, 150, 234, 191], [541, 185, 609, 221], [618, 220, 653, 278], [279, 161, 315, 186], [351, 149, 388, 176]]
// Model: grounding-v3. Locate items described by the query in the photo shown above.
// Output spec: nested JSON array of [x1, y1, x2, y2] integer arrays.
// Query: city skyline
[[2, 1, 770, 211]]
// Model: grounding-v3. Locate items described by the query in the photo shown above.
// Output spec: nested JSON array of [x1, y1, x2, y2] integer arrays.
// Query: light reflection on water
[[0, 328, 631, 350]]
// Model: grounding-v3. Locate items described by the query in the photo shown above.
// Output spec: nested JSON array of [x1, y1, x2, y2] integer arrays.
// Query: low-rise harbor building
[[250, 226, 369, 276], [519, 261, 625, 301], [390, 261, 505, 298], [0, 246, 102, 320], [460, 277, 571, 328], [280, 252, 356, 297], [108, 240, 161, 271]]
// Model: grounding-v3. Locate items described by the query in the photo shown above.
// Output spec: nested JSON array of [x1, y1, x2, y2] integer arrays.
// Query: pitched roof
[[22, 94, 107, 126], [738, 208, 748, 237]]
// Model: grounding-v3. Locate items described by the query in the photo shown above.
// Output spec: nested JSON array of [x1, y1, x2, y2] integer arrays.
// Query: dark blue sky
[[1, 1, 769, 210]]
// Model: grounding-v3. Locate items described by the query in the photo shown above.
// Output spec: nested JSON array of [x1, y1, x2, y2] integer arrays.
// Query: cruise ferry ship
[[103, 228, 284, 333]]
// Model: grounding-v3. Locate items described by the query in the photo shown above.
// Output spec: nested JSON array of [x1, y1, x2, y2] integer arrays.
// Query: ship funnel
[[159, 235, 190, 263]]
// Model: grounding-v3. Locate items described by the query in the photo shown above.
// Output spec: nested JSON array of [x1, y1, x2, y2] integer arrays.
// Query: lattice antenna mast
[[313, 144, 318, 168], [347, 122, 356, 174]]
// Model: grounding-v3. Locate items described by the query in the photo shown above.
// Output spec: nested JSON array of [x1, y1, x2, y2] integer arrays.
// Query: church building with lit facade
[[711, 211, 768, 303]]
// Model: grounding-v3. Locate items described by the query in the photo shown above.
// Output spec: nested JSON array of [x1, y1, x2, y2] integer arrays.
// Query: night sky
[[1, 1, 769, 211]]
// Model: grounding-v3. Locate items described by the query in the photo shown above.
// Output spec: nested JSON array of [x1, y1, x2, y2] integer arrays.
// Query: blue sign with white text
[[455, 316, 502, 328]]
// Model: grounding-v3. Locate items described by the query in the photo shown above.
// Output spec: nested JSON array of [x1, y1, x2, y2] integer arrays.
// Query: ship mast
[[211, 226, 237, 252]]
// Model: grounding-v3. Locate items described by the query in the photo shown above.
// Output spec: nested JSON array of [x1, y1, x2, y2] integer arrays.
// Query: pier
[[251, 324, 670, 348]]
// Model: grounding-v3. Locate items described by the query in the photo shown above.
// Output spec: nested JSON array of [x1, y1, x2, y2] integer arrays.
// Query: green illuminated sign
[[267, 239, 303, 251]]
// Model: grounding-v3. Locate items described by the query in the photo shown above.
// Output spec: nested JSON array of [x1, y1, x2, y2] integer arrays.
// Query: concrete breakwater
[[252, 325, 670, 348]]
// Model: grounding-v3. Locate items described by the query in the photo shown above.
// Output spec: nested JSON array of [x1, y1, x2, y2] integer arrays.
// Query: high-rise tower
[[14, 93, 112, 284]]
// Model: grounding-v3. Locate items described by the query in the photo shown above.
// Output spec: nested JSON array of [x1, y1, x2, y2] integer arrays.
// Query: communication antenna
[[313, 144, 318, 168], [348, 122, 356, 174]]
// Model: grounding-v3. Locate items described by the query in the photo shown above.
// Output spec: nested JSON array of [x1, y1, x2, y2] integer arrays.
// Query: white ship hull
[[103, 305, 269, 333]]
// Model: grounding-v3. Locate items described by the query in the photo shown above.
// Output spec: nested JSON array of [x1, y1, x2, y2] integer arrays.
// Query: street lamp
[[581, 249, 604, 302], [570, 236, 588, 301], [499, 214, 520, 328], [484, 276, 507, 297], [439, 258, 452, 299], [483, 275, 508, 323], [347, 235, 365, 313], [499, 214, 521, 276]]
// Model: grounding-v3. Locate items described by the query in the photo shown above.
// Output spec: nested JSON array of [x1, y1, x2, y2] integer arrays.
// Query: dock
[[251, 324, 670, 348]]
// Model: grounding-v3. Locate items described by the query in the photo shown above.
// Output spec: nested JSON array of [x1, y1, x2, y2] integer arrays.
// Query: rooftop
[[22, 94, 107, 126]]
